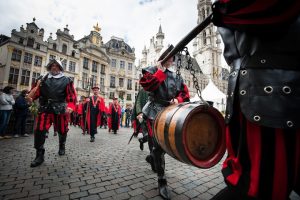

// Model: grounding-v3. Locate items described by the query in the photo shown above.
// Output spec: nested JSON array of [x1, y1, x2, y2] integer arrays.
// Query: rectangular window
[[119, 91, 125, 99], [11, 49, 22, 62], [49, 55, 56, 63], [119, 78, 124, 87], [82, 73, 88, 89], [100, 77, 105, 86], [61, 59, 67, 70], [126, 94, 132, 101], [83, 57, 89, 69], [27, 38, 34, 47], [36, 44, 40, 50], [18, 38, 24, 44], [69, 61, 76, 72], [109, 92, 114, 99], [127, 79, 132, 90], [135, 82, 138, 91], [24, 52, 33, 64], [32, 72, 40, 85], [92, 61, 98, 72], [100, 64, 105, 74], [120, 60, 125, 69], [91, 75, 97, 86], [111, 59, 116, 68], [8, 68, 19, 84], [20, 69, 30, 86], [34, 56, 42, 67], [110, 76, 115, 88], [128, 63, 133, 71]]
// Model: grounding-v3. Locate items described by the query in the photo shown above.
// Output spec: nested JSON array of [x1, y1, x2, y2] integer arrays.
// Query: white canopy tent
[[190, 79, 226, 112]]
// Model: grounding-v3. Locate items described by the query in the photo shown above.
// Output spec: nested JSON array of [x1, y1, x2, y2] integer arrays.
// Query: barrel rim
[[182, 104, 226, 168]]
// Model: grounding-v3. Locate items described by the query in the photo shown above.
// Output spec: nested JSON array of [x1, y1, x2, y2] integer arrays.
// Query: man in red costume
[[140, 45, 190, 199], [84, 86, 105, 142], [210, 1, 300, 199], [27, 59, 77, 167], [108, 98, 121, 134]]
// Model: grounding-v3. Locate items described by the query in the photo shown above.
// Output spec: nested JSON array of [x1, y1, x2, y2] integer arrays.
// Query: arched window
[[72, 50, 76, 57], [202, 8, 205, 20], [203, 31, 207, 45], [53, 43, 57, 50], [62, 44, 67, 54]]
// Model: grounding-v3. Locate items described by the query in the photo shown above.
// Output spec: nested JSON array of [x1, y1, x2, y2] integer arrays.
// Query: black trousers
[[14, 115, 27, 135], [90, 112, 98, 138]]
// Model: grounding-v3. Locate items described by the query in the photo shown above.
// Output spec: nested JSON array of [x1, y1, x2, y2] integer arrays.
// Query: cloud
[[0, 0, 199, 64]]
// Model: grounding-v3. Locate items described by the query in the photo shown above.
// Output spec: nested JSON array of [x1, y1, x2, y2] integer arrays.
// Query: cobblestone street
[[0, 126, 299, 200]]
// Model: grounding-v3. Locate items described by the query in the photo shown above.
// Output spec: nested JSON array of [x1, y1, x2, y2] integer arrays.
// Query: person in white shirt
[[0, 86, 15, 139]]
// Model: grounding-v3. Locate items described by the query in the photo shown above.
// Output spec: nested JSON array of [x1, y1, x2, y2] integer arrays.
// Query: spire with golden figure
[[93, 23, 101, 32]]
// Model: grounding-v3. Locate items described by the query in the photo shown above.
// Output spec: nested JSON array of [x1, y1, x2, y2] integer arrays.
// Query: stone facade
[[193, 0, 228, 94], [0, 19, 137, 107]]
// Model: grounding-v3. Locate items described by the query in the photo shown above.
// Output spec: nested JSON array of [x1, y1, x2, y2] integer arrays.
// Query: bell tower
[[193, 0, 222, 79]]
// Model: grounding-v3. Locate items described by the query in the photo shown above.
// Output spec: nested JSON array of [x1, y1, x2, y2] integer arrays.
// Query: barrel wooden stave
[[154, 103, 225, 169]]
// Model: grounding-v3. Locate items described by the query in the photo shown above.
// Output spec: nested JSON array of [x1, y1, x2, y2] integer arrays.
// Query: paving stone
[[80, 195, 100, 200], [88, 186, 106, 194], [39, 191, 61, 199], [99, 190, 116, 198], [70, 191, 88, 199]]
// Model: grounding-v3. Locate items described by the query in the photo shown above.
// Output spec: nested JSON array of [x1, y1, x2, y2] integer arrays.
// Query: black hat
[[158, 44, 174, 61], [91, 86, 100, 90], [46, 59, 64, 71]]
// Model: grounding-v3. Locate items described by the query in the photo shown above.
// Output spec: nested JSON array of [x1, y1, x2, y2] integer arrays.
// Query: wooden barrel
[[153, 102, 226, 169]]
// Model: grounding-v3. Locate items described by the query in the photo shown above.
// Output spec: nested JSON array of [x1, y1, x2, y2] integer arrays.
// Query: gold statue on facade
[[93, 23, 101, 32]]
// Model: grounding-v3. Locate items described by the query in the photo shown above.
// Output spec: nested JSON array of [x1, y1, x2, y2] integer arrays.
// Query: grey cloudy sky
[[0, 0, 199, 62]]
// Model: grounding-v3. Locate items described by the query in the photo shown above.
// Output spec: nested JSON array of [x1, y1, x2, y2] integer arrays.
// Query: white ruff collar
[[48, 72, 65, 78]]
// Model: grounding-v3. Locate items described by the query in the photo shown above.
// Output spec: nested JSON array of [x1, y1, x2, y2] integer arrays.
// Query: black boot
[[30, 149, 45, 167], [139, 135, 148, 151], [31, 132, 46, 167], [58, 134, 67, 155], [90, 137, 95, 142], [145, 155, 156, 172], [158, 178, 170, 200], [138, 138, 144, 151]]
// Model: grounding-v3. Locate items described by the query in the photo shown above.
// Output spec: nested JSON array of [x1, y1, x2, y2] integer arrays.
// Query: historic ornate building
[[138, 24, 209, 98], [0, 19, 138, 106], [193, 0, 228, 94], [104, 36, 136, 106]]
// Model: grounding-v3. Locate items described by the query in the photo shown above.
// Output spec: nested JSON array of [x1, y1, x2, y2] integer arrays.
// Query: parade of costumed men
[[108, 98, 121, 134], [26, 59, 77, 167], [83, 85, 105, 142]]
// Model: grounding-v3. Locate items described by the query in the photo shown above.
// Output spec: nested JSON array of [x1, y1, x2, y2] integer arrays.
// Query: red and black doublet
[[33, 74, 77, 135], [212, 1, 300, 199]]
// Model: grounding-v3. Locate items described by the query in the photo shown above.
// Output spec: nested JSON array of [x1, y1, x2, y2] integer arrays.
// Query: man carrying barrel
[[139, 45, 190, 199]]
